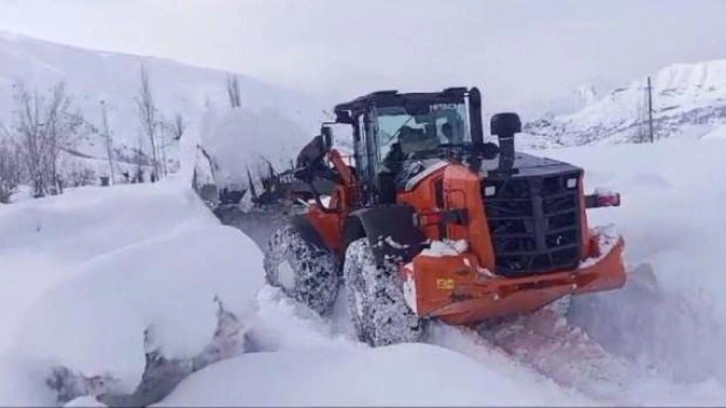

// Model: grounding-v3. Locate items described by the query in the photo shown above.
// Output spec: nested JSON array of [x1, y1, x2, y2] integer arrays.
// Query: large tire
[[263, 225, 340, 316], [343, 238, 425, 347]]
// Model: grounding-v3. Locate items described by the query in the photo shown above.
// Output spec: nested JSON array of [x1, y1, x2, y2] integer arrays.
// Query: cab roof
[[334, 87, 469, 118]]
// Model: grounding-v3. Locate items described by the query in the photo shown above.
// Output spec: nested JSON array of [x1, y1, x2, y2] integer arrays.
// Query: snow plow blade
[[401, 234, 626, 325]]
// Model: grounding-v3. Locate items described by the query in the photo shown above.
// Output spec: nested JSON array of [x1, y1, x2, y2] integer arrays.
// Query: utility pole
[[101, 100, 115, 184], [647, 76, 654, 143]]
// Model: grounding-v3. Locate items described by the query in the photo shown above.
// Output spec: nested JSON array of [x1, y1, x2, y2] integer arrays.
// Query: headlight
[[566, 177, 577, 189]]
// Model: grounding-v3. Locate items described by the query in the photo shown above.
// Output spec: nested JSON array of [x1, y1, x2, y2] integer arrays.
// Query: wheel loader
[[263, 86, 626, 347]]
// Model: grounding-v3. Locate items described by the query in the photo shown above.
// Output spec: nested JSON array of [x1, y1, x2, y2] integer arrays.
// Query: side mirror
[[321, 125, 333, 151]]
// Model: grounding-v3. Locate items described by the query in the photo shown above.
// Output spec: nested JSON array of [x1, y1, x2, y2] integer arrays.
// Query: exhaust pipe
[[490, 113, 521, 174]]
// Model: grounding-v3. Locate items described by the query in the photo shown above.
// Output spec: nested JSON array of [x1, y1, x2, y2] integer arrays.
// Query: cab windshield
[[375, 103, 471, 161]]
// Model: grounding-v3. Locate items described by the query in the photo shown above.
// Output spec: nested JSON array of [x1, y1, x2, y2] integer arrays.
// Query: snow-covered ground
[[0, 176, 587, 406], [0, 178, 265, 405], [3, 133, 726, 405]]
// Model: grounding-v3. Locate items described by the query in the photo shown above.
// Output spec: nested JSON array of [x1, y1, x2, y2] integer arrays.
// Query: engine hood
[[477, 152, 583, 179], [395, 152, 582, 192]]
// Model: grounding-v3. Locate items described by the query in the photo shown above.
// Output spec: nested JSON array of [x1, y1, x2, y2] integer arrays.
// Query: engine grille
[[482, 172, 582, 277]]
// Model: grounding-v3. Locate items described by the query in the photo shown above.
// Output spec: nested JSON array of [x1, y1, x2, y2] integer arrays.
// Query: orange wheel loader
[[263, 87, 626, 346]]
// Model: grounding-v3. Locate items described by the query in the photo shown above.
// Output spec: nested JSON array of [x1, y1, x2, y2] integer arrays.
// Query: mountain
[[0, 31, 324, 181], [524, 59, 726, 147]]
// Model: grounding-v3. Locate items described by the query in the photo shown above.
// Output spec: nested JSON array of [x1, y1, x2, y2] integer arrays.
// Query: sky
[[2, 0, 726, 116]]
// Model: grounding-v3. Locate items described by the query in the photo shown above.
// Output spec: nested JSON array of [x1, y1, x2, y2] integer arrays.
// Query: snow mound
[[0, 178, 265, 404], [64, 396, 107, 407], [159, 343, 585, 407], [0, 180, 217, 354], [0, 355, 57, 406], [199, 107, 311, 197], [16, 222, 263, 391]]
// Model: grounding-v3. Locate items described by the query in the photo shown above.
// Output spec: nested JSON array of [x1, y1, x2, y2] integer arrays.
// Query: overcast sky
[[2, 0, 726, 114]]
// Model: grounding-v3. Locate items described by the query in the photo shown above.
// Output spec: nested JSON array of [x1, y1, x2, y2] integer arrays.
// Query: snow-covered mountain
[[0, 31, 324, 180], [524, 59, 726, 147]]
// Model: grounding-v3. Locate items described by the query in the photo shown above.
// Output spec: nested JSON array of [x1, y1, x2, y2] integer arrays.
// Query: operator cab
[[333, 87, 496, 204]]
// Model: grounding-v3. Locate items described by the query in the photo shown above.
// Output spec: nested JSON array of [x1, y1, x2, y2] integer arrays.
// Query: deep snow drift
[[0, 178, 586, 406], [195, 108, 311, 198], [4, 134, 726, 405], [0, 179, 264, 405]]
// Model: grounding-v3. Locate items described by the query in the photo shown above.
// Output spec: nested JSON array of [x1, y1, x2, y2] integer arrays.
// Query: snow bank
[[198, 107, 311, 195], [0, 181, 215, 352], [159, 342, 585, 407], [16, 223, 263, 391], [0, 355, 57, 406], [540, 139, 726, 400], [0, 179, 264, 404]]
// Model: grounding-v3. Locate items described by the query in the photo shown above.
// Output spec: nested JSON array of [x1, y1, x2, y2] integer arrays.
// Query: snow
[[63, 396, 107, 407], [578, 224, 619, 268], [198, 107, 311, 195], [0, 31, 324, 183], [0, 165, 590, 406], [17, 222, 263, 389], [5, 73, 726, 405], [420, 239, 468, 257], [540, 140, 726, 403], [401, 268, 418, 315], [0, 178, 264, 404], [158, 343, 584, 407], [525, 58, 726, 148], [0, 180, 217, 354], [701, 123, 726, 140]]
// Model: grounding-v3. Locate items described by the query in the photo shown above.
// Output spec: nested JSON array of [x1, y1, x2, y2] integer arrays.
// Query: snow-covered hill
[[525, 59, 726, 147], [0, 31, 324, 181]]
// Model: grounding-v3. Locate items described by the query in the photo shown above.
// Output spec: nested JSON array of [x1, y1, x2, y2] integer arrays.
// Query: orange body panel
[[398, 164, 498, 272], [441, 165, 497, 271], [305, 204, 345, 253], [401, 233, 625, 325], [303, 149, 357, 255], [398, 169, 447, 240]]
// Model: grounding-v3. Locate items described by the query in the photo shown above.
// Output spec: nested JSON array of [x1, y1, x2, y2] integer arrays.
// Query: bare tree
[[157, 113, 169, 177], [13, 82, 83, 197], [155, 113, 186, 176], [137, 64, 160, 181], [172, 113, 186, 140], [133, 132, 146, 183], [0, 140, 22, 203], [226, 75, 241, 108], [100, 100, 115, 185]]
